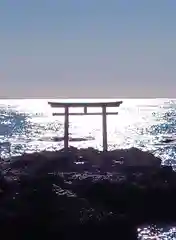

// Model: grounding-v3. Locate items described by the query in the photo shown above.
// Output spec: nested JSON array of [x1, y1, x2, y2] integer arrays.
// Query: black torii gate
[[48, 101, 122, 151]]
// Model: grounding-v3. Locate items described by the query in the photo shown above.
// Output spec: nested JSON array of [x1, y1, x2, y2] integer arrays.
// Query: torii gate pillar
[[48, 101, 123, 151]]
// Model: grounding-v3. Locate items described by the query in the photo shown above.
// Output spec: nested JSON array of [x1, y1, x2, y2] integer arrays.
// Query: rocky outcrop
[[113, 147, 161, 167], [0, 147, 170, 239], [0, 163, 176, 239], [6, 147, 161, 176]]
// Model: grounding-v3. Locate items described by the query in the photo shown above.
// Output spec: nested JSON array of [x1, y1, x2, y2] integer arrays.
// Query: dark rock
[[161, 138, 176, 143], [0, 147, 175, 239]]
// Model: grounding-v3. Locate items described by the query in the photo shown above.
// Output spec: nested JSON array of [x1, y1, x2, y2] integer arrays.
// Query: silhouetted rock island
[[0, 147, 176, 239]]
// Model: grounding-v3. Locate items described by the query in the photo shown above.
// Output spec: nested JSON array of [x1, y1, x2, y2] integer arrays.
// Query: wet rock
[[115, 148, 161, 167], [5, 147, 162, 175], [160, 138, 176, 143], [0, 147, 174, 239]]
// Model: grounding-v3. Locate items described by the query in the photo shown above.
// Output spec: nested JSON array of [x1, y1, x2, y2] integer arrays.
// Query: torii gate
[[48, 101, 123, 151]]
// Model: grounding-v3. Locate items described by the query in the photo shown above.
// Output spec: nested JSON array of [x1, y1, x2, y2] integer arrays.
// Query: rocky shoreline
[[0, 147, 176, 239]]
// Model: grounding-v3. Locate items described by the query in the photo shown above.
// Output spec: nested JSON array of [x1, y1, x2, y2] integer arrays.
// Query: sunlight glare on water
[[0, 98, 176, 162], [1, 99, 176, 238]]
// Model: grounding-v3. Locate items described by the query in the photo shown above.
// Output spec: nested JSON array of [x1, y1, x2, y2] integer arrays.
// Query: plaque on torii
[[48, 101, 123, 151]]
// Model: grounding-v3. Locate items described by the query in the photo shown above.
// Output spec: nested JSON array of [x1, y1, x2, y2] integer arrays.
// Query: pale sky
[[0, 0, 176, 98]]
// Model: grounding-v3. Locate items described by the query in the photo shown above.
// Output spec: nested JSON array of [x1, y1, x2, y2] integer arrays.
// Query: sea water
[[0, 98, 176, 239]]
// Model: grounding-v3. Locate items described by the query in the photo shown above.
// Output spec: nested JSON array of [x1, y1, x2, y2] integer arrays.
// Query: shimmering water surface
[[0, 98, 176, 239], [1, 99, 176, 164]]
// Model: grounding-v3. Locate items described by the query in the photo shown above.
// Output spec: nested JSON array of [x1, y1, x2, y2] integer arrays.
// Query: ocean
[[1, 98, 176, 239], [0, 98, 176, 165]]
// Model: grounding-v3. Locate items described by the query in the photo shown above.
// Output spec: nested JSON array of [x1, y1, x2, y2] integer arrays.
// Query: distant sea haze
[[0, 98, 176, 168]]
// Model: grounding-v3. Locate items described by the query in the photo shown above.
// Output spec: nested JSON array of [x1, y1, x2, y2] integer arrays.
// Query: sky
[[0, 0, 176, 98]]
